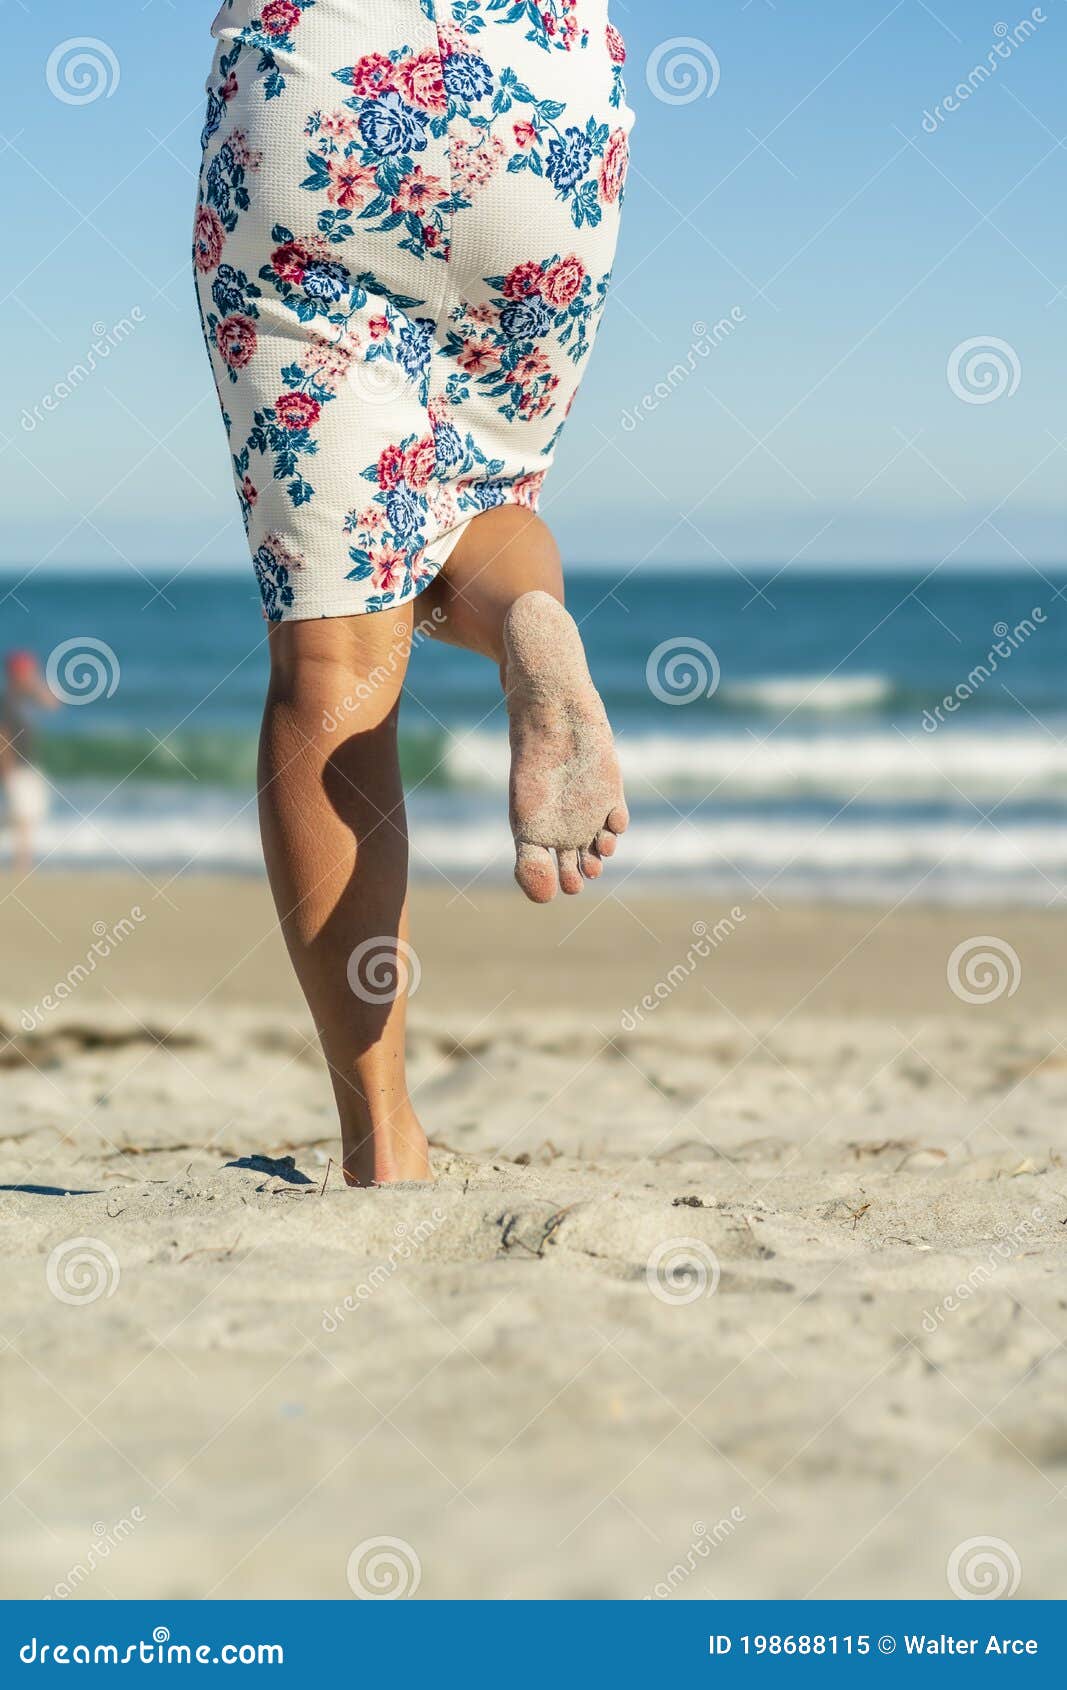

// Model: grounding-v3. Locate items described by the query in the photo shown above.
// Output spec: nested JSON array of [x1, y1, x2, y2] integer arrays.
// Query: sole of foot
[[503, 590, 628, 904]]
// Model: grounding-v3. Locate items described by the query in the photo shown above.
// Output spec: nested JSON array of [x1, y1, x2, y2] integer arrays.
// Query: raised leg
[[258, 609, 430, 1187], [422, 506, 628, 901]]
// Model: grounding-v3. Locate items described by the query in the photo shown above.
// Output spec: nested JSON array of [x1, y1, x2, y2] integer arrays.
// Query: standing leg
[[10, 821, 32, 878], [258, 609, 430, 1187], [421, 506, 629, 903]]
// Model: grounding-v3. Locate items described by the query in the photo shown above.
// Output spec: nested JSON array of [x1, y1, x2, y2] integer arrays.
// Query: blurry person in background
[[0, 652, 59, 874]]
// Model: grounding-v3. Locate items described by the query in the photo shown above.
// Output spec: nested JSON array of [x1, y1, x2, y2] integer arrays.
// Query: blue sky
[[1, 0, 1063, 572]]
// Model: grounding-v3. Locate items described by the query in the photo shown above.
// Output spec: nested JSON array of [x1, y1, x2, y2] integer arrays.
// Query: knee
[[265, 613, 411, 730]]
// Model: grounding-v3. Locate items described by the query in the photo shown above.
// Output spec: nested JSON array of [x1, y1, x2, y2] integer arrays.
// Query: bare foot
[[503, 591, 628, 902]]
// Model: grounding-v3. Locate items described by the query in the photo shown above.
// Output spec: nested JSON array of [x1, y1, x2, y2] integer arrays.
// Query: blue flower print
[[201, 91, 224, 152], [472, 479, 508, 510], [386, 484, 422, 539], [211, 263, 248, 316], [546, 125, 593, 193], [253, 541, 298, 622], [433, 421, 464, 469], [303, 259, 351, 302], [358, 90, 430, 158], [441, 54, 495, 102], [397, 316, 435, 401], [500, 296, 554, 339]]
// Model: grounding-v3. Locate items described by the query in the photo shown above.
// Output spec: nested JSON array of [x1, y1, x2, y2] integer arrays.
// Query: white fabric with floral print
[[194, 0, 633, 620]]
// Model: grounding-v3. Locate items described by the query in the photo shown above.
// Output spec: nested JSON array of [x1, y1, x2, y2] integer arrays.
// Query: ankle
[[340, 1105, 431, 1187]]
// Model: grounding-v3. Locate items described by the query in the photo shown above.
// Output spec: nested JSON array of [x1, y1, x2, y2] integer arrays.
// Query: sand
[[2, 874, 1066, 1600]]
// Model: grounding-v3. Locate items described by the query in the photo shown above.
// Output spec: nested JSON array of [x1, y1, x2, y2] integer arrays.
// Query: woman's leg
[[421, 506, 628, 903], [258, 609, 430, 1188]]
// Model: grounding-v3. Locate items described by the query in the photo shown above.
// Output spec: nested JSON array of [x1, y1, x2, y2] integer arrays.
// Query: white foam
[[443, 728, 1067, 803], [719, 674, 893, 713]]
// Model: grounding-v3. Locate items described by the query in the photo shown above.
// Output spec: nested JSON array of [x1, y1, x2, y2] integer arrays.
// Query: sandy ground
[[2, 874, 1066, 1600]]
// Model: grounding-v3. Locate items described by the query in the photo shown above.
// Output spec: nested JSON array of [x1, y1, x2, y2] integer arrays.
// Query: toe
[[580, 846, 603, 880], [595, 828, 617, 859], [606, 801, 630, 835], [515, 843, 559, 903], [557, 848, 584, 895]]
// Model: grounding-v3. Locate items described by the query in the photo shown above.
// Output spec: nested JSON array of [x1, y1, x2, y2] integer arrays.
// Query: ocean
[[4, 567, 1065, 904]]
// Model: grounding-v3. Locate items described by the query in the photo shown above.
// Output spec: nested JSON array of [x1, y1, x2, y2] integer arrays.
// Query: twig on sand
[[319, 1157, 333, 1197], [847, 1201, 872, 1232], [179, 1232, 242, 1264], [512, 1140, 563, 1167]]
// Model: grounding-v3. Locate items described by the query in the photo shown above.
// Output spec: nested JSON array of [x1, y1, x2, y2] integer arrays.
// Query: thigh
[[419, 507, 563, 659]]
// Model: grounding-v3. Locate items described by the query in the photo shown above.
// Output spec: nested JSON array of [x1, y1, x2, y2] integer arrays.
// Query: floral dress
[[194, 0, 634, 620]]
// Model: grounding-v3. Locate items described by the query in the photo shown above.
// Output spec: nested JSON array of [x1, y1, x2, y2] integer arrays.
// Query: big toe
[[515, 843, 559, 903]]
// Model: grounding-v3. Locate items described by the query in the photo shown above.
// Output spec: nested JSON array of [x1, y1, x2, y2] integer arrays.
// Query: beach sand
[[2, 874, 1065, 1600]]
